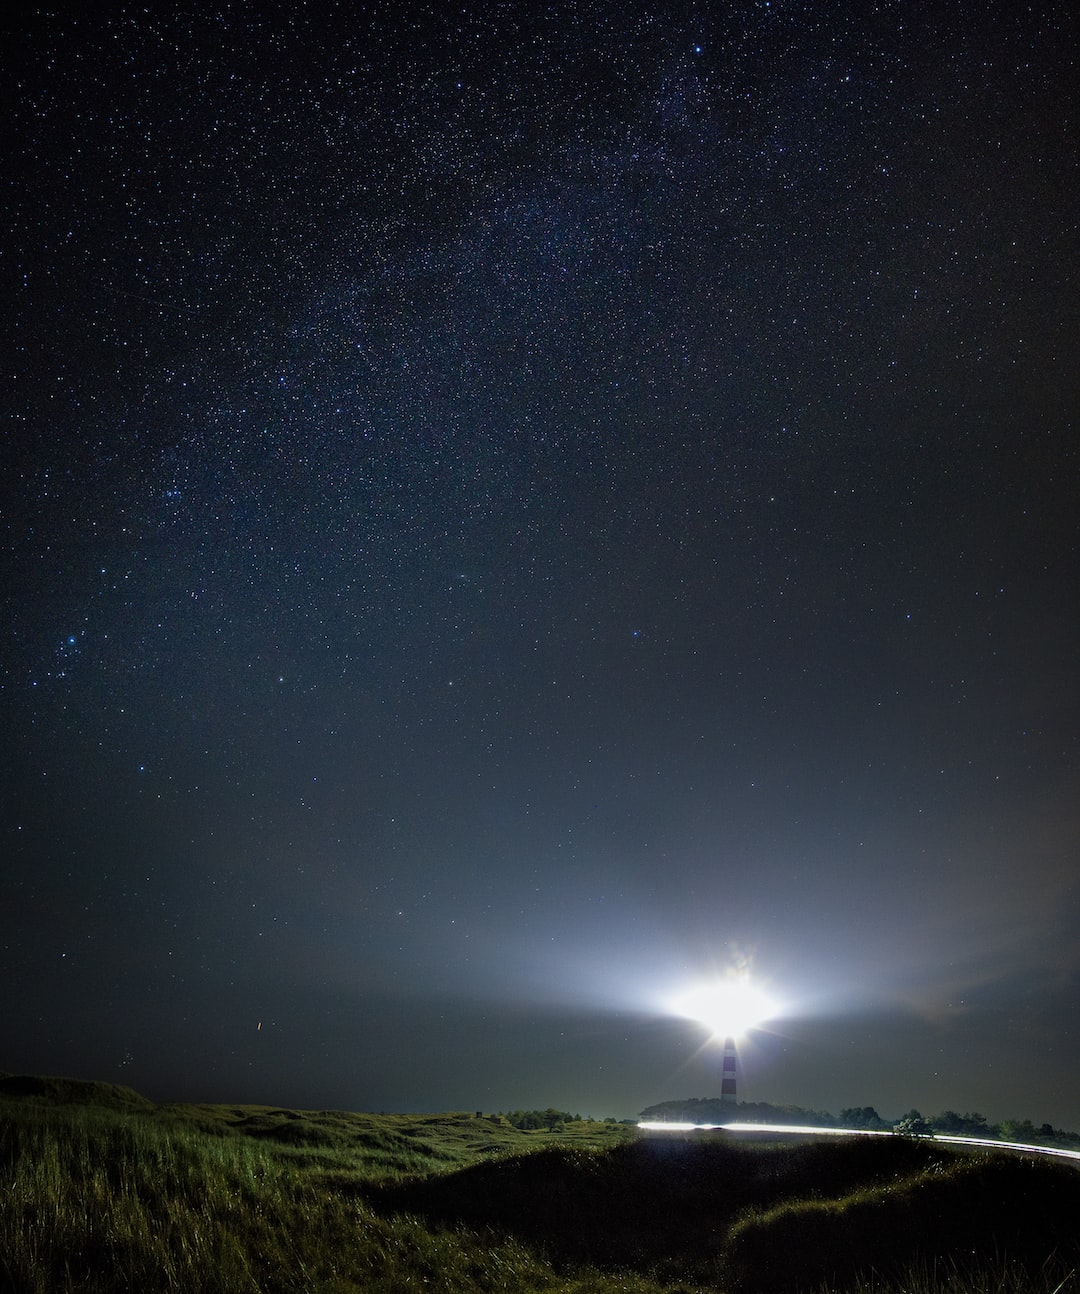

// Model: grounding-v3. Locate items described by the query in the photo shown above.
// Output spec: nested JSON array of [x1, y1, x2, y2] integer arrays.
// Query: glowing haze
[[668, 978, 779, 1042]]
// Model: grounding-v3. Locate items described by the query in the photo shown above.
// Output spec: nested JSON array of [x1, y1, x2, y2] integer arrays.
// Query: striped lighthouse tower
[[720, 1036, 738, 1105]]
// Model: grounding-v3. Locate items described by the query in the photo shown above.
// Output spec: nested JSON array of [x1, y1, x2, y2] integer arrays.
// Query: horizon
[[5, 1062, 1078, 1140]]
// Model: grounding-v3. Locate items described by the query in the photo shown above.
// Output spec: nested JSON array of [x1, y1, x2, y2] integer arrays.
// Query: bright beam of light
[[667, 977, 778, 1041]]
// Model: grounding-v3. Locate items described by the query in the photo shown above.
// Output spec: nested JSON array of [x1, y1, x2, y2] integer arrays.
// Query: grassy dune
[[1, 1075, 1077, 1293]]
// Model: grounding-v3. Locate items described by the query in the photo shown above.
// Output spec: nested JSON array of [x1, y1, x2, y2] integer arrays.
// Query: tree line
[[498, 1108, 597, 1130]]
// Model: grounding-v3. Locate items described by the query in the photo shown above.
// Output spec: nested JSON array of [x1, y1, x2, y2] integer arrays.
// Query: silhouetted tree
[[839, 1106, 890, 1130], [932, 1110, 991, 1136]]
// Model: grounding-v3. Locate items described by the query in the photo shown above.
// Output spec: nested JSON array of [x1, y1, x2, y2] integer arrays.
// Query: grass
[[1, 1074, 1078, 1294], [0, 1076, 646, 1293]]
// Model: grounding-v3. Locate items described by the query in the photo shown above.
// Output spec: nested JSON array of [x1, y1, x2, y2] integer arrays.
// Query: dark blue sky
[[3, 0, 1079, 1126]]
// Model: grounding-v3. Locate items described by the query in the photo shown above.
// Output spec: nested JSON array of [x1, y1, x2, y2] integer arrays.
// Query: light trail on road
[[636, 1122, 1080, 1164]]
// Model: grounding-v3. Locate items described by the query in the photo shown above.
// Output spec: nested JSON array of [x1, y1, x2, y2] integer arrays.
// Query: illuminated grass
[[0, 1085, 644, 1294], [818, 1253, 1078, 1294]]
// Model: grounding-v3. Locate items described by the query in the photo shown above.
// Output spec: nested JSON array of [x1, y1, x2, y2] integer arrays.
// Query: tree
[[998, 1119, 1038, 1144], [931, 1110, 991, 1137], [893, 1110, 934, 1137], [501, 1108, 578, 1131], [839, 1107, 889, 1130]]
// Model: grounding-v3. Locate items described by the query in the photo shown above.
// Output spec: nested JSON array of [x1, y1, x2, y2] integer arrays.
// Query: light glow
[[668, 977, 778, 1041]]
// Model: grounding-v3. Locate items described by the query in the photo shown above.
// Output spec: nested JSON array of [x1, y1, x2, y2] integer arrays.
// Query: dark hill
[[0, 1073, 154, 1111], [369, 1132, 1080, 1290]]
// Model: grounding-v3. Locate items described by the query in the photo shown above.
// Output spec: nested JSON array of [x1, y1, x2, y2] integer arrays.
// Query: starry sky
[[3, 1, 1079, 1126]]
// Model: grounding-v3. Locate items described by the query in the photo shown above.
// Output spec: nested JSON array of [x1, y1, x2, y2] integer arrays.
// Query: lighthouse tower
[[720, 1036, 738, 1105]]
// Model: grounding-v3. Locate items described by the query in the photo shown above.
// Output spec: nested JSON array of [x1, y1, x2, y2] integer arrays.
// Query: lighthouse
[[667, 975, 777, 1108], [720, 1035, 737, 1104]]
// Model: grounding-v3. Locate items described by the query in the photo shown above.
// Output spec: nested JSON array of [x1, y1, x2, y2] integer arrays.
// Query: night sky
[[4, 2, 1079, 1127]]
